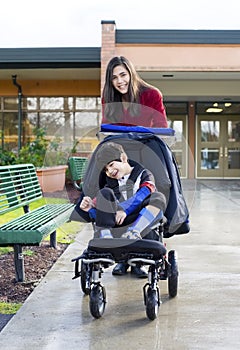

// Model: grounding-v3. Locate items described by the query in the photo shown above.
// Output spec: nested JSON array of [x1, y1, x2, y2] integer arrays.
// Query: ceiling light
[[206, 108, 223, 113], [224, 103, 232, 107]]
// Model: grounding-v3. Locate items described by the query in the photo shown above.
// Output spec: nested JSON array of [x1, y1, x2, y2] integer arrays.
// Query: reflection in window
[[228, 121, 240, 142], [3, 98, 18, 110], [169, 120, 183, 142], [228, 149, 240, 169], [40, 112, 66, 134], [76, 97, 101, 109], [75, 112, 100, 137], [201, 148, 219, 169], [66, 97, 74, 109], [173, 151, 182, 170], [26, 98, 37, 110], [40, 97, 64, 110], [26, 112, 38, 126], [74, 111, 100, 154], [24, 113, 38, 141], [201, 121, 219, 142], [1, 112, 18, 150]]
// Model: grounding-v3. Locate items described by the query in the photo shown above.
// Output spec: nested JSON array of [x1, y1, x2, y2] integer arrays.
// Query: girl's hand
[[115, 210, 127, 225], [80, 196, 93, 212]]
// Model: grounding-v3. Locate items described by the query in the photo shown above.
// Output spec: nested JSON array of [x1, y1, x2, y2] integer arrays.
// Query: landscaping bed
[[0, 241, 68, 331], [0, 241, 68, 304]]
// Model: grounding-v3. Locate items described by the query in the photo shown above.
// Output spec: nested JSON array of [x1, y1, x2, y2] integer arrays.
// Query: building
[[1, 20, 240, 179]]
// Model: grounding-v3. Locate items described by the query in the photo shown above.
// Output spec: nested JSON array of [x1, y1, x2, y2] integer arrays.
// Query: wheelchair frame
[[72, 223, 178, 321]]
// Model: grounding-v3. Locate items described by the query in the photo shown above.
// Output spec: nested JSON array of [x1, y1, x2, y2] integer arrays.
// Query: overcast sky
[[1, 0, 240, 48]]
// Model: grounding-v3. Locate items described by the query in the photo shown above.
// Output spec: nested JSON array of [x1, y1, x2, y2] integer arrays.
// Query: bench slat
[[0, 203, 74, 245], [0, 203, 73, 230]]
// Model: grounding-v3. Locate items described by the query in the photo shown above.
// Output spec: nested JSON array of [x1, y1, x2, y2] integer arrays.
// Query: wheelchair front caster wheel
[[80, 260, 91, 295], [89, 284, 106, 319], [145, 287, 160, 320]]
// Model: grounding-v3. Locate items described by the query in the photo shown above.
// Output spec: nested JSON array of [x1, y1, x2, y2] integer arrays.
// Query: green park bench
[[68, 156, 88, 191], [0, 163, 74, 282]]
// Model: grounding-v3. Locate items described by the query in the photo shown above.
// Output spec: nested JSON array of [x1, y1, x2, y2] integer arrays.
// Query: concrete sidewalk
[[0, 180, 240, 350]]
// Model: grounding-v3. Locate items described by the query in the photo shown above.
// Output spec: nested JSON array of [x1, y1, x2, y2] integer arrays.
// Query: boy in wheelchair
[[74, 141, 166, 278]]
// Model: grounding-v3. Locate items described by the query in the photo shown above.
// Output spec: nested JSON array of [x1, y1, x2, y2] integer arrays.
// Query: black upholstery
[[87, 238, 167, 261]]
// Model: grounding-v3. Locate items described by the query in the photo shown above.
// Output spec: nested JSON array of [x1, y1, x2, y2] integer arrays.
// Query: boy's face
[[104, 154, 129, 179]]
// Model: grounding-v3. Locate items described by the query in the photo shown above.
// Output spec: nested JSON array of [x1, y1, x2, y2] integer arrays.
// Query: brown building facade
[[1, 20, 240, 179]]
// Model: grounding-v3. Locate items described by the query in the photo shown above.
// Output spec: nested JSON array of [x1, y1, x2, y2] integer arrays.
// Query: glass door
[[225, 118, 240, 177], [168, 115, 188, 178], [197, 115, 240, 178]]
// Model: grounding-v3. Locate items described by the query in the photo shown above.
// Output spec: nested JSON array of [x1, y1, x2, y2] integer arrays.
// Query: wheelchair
[[71, 124, 189, 321]]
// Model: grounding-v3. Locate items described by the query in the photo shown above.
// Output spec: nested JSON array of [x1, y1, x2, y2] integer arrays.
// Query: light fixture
[[224, 103, 232, 107], [213, 102, 218, 107], [162, 74, 174, 78], [206, 107, 223, 113]]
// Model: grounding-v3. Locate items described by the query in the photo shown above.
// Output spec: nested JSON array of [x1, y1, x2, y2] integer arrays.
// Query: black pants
[[73, 188, 166, 238]]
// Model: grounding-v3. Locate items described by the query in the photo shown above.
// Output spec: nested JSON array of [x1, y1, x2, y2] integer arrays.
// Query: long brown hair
[[102, 56, 152, 122]]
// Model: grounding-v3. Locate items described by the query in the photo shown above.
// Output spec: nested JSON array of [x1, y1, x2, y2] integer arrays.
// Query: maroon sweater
[[102, 88, 168, 128]]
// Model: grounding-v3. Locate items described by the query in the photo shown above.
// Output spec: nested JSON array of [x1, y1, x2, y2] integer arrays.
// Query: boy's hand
[[80, 196, 93, 212], [115, 210, 127, 225]]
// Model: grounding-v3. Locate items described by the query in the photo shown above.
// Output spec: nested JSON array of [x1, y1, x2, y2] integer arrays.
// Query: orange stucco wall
[[0, 80, 100, 96], [115, 45, 240, 71]]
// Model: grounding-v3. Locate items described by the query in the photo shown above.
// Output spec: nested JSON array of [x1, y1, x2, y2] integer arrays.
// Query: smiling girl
[[102, 56, 168, 128]]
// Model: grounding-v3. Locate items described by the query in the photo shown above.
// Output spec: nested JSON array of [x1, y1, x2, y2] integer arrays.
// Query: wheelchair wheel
[[168, 250, 178, 298], [89, 284, 106, 319], [80, 260, 91, 295], [145, 287, 160, 321]]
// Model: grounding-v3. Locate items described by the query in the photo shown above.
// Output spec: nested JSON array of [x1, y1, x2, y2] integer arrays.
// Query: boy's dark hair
[[96, 142, 126, 171]]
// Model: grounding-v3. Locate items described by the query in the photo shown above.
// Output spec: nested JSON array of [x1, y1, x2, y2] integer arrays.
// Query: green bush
[[0, 149, 17, 165], [17, 127, 49, 168]]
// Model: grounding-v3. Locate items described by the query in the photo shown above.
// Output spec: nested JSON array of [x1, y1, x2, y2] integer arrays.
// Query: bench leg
[[50, 231, 57, 249], [13, 244, 25, 282]]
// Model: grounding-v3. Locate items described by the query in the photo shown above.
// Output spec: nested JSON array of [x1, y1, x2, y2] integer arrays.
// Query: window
[[0, 96, 101, 155]]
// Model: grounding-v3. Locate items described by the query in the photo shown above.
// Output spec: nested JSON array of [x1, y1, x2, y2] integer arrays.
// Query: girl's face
[[111, 65, 130, 95]]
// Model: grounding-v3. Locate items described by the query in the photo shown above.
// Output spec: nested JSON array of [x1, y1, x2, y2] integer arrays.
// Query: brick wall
[[101, 20, 117, 94]]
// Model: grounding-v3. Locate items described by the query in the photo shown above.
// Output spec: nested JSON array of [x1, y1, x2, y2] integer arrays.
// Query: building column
[[188, 101, 195, 179], [101, 20, 117, 95]]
